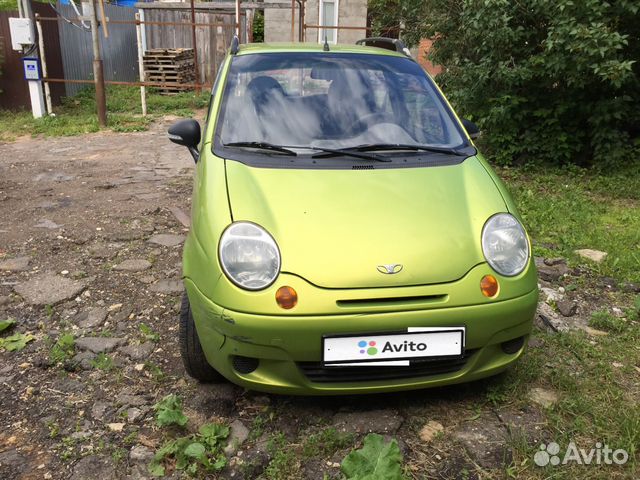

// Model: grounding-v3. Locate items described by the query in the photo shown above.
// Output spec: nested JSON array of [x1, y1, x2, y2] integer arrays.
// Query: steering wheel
[[349, 112, 397, 132]]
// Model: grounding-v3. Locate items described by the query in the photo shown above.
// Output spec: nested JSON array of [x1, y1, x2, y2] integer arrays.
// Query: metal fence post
[[190, 0, 200, 92], [35, 14, 53, 114], [89, 0, 107, 126], [135, 13, 147, 116]]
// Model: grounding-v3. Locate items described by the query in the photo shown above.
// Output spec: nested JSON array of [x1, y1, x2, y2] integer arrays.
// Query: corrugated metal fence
[[1, 1, 246, 109], [57, 2, 138, 96]]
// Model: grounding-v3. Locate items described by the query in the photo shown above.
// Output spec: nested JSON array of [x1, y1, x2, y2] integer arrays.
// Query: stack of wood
[[143, 48, 196, 94]]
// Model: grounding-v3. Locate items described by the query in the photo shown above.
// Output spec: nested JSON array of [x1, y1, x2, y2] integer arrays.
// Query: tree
[[369, 0, 640, 167]]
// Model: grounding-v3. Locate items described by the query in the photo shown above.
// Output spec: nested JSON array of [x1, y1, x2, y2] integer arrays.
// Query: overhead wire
[[46, 0, 91, 31]]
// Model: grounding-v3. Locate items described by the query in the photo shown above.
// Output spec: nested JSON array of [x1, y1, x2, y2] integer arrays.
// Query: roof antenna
[[323, 35, 330, 51]]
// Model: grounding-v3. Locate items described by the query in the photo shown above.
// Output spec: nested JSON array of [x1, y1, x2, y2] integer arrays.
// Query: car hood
[[225, 157, 507, 288]]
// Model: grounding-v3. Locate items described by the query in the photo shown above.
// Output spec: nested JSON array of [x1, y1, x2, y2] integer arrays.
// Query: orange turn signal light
[[276, 286, 298, 309], [480, 275, 499, 298]]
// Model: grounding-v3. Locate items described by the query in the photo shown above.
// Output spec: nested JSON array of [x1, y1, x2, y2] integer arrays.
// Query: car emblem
[[377, 264, 403, 274]]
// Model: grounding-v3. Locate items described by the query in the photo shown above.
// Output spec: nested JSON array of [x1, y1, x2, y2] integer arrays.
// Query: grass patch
[[588, 311, 628, 333], [49, 333, 75, 364], [139, 323, 160, 342], [264, 433, 301, 480], [302, 427, 355, 458], [90, 352, 114, 371], [249, 408, 275, 441], [493, 323, 640, 478], [542, 328, 640, 477], [499, 163, 640, 283], [0, 85, 210, 142]]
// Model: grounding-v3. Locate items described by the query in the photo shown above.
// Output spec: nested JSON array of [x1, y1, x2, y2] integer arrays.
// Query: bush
[[369, 0, 640, 167], [252, 10, 264, 42]]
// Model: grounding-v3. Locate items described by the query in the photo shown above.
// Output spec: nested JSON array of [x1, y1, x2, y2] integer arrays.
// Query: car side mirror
[[461, 118, 480, 140], [168, 119, 201, 162]]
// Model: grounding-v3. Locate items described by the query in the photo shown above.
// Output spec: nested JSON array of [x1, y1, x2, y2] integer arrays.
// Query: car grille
[[297, 349, 478, 383]]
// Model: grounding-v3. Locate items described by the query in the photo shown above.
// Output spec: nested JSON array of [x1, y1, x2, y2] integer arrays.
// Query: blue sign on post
[[22, 57, 42, 81]]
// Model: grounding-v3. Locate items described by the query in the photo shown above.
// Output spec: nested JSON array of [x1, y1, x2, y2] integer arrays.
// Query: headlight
[[219, 222, 281, 290], [481, 213, 529, 276]]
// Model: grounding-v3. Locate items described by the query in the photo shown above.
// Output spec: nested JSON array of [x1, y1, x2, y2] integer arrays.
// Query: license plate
[[323, 327, 465, 366]]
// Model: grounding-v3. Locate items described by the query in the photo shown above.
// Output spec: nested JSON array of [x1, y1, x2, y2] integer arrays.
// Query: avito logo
[[357, 340, 378, 355], [358, 339, 428, 355], [382, 340, 428, 353]]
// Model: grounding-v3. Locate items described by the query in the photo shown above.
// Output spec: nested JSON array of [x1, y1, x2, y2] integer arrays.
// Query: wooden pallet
[[143, 48, 196, 94]]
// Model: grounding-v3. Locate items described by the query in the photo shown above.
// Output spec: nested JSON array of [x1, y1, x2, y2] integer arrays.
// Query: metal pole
[[139, 9, 147, 52], [35, 15, 52, 115], [190, 0, 200, 93], [295, 0, 303, 41], [98, 0, 109, 38], [290, 0, 295, 42], [90, 0, 107, 126], [235, 0, 240, 37], [22, 0, 45, 118], [135, 13, 147, 116]]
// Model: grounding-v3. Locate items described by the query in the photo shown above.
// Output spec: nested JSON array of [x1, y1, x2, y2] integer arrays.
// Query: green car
[[168, 38, 538, 395]]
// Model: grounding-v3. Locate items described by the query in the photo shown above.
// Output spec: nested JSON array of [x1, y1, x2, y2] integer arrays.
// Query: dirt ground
[[0, 117, 633, 480]]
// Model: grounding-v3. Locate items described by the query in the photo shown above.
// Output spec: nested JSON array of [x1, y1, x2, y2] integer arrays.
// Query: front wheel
[[179, 292, 224, 382]]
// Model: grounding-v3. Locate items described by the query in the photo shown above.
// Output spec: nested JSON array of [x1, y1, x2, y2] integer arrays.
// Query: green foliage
[[503, 166, 640, 283], [341, 433, 404, 480], [148, 422, 229, 477], [302, 427, 355, 458], [139, 323, 160, 342], [91, 352, 114, 370], [144, 361, 166, 382], [252, 10, 265, 43], [199, 423, 230, 448], [0, 318, 16, 333], [264, 433, 300, 479], [370, 0, 640, 167], [153, 394, 188, 427], [249, 409, 275, 440], [0, 332, 34, 351], [0, 0, 17, 12], [589, 310, 628, 333], [49, 333, 75, 364]]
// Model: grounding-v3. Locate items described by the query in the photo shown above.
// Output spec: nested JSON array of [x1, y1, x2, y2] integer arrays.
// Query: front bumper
[[184, 277, 538, 395]]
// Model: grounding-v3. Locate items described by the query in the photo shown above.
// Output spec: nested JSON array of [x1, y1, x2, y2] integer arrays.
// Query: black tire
[[179, 292, 224, 382]]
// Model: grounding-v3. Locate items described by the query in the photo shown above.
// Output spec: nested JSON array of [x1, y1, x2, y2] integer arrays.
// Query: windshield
[[215, 52, 467, 151]]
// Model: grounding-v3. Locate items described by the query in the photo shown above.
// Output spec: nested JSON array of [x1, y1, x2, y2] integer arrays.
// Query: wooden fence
[[139, 4, 247, 85]]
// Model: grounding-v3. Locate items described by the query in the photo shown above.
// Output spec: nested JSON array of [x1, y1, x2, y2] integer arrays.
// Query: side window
[[204, 59, 228, 127]]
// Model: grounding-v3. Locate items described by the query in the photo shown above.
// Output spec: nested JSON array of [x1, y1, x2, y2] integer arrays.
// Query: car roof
[[236, 42, 407, 58]]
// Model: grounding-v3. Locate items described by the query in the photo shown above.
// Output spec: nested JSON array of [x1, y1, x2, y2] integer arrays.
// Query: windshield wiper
[[224, 142, 297, 156], [335, 143, 468, 156], [305, 146, 391, 162], [224, 142, 391, 162]]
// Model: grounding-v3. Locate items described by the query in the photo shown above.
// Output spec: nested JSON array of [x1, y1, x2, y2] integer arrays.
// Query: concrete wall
[[264, 0, 366, 45]]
